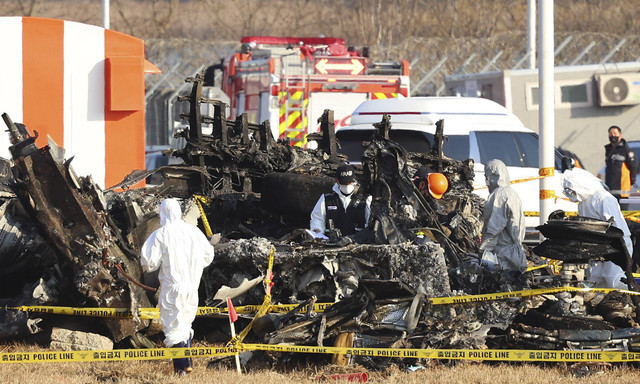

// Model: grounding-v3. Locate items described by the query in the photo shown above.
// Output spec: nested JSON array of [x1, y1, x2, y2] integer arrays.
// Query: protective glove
[[208, 233, 221, 245], [481, 249, 499, 270], [335, 236, 353, 247]]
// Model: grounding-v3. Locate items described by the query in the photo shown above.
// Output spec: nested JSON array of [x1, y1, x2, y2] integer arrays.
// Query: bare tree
[[16, 0, 41, 16], [150, 0, 179, 38], [4, 0, 640, 46], [112, 0, 136, 36]]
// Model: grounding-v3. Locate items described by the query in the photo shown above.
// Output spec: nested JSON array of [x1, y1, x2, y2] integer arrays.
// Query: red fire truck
[[206, 36, 410, 147]]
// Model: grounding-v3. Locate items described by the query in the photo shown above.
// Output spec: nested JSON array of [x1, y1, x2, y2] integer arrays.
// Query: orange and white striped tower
[[0, 16, 159, 189]]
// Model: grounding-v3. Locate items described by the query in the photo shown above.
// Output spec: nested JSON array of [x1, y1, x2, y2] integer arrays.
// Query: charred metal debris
[[1, 73, 640, 369]]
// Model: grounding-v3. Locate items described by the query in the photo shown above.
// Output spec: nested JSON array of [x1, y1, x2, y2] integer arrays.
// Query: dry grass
[[2, 342, 640, 384]]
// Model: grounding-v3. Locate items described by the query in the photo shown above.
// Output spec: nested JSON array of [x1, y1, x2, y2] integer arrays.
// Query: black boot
[[185, 337, 193, 373], [172, 341, 188, 375]]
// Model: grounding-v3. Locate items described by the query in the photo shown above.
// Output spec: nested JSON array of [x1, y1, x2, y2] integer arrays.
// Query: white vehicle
[[335, 96, 578, 239]]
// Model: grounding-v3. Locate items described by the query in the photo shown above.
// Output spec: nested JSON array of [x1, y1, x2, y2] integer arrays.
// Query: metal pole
[[553, 36, 573, 59], [539, 0, 554, 227], [102, 0, 110, 29], [453, 53, 476, 75], [527, 0, 536, 69], [512, 51, 531, 70], [480, 51, 503, 73], [570, 41, 596, 65], [599, 38, 627, 64], [411, 57, 447, 96]]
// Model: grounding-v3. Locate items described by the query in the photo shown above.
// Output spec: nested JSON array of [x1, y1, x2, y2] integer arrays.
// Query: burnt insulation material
[[203, 238, 450, 306]]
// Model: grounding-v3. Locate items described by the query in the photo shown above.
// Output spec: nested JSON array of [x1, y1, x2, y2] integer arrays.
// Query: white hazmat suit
[[480, 159, 527, 272], [141, 199, 215, 347], [561, 168, 631, 289]]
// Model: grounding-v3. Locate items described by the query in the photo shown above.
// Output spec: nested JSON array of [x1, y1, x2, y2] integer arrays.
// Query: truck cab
[[335, 97, 578, 239], [205, 36, 410, 147]]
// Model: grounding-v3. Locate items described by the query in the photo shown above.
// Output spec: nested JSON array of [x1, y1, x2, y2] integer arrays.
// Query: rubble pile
[[207, 239, 451, 306], [1, 74, 640, 369]]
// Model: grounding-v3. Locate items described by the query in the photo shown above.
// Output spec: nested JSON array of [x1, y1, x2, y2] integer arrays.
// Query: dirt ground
[[2, 342, 640, 384]]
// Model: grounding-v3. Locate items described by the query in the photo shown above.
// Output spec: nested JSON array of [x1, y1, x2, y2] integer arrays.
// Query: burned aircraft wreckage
[[2, 73, 640, 368]]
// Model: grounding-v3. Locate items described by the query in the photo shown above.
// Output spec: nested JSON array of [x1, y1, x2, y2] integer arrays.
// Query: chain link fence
[[144, 32, 640, 151]]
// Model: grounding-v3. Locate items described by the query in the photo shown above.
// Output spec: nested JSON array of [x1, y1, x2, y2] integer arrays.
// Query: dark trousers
[[172, 337, 192, 372]]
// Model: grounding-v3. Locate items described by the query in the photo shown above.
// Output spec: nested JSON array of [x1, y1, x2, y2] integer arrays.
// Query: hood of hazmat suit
[[480, 159, 527, 272], [561, 167, 607, 202], [561, 169, 631, 288], [141, 199, 215, 347]]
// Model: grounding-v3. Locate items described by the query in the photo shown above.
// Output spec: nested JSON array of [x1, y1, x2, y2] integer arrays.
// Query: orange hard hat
[[427, 173, 448, 199]]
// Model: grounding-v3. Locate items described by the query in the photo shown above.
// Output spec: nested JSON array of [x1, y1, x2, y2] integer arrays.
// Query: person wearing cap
[[479, 159, 527, 273], [413, 166, 449, 200], [562, 167, 631, 289], [310, 164, 372, 237]]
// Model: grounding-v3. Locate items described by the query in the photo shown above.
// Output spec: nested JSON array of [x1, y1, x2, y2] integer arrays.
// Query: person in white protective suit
[[479, 159, 528, 273], [561, 168, 632, 289], [141, 198, 214, 375]]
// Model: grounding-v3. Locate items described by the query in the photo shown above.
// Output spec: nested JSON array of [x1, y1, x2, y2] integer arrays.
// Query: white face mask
[[339, 184, 355, 195]]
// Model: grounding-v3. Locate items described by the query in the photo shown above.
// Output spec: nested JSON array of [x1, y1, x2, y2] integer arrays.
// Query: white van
[[335, 96, 578, 238]]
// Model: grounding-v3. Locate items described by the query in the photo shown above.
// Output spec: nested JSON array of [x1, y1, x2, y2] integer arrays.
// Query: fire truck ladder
[[282, 59, 309, 146]]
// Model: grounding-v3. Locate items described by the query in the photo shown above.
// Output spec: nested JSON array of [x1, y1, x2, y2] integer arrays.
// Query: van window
[[476, 132, 523, 167], [336, 129, 432, 162], [475, 131, 540, 168], [337, 130, 472, 162], [390, 130, 432, 153], [336, 130, 374, 162], [476, 131, 566, 169], [513, 132, 539, 168], [442, 135, 470, 161]]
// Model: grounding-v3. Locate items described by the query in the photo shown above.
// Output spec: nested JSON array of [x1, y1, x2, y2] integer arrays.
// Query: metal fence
[[144, 32, 640, 152]]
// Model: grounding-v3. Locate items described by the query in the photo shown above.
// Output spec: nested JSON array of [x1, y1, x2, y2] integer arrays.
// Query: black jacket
[[324, 191, 366, 236], [605, 138, 637, 198]]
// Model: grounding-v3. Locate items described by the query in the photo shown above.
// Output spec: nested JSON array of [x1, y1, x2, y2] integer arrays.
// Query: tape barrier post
[[227, 248, 276, 347]]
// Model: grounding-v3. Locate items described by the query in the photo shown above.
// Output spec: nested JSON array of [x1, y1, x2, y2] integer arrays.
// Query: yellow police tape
[[474, 174, 545, 191], [193, 195, 213, 237], [428, 286, 640, 305], [0, 346, 237, 364], [6, 285, 640, 364], [523, 210, 580, 217], [237, 343, 640, 363], [10, 286, 640, 318], [6, 303, 336, 319], [526, 263, 549, 272], [5, 344, 640, 364]]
